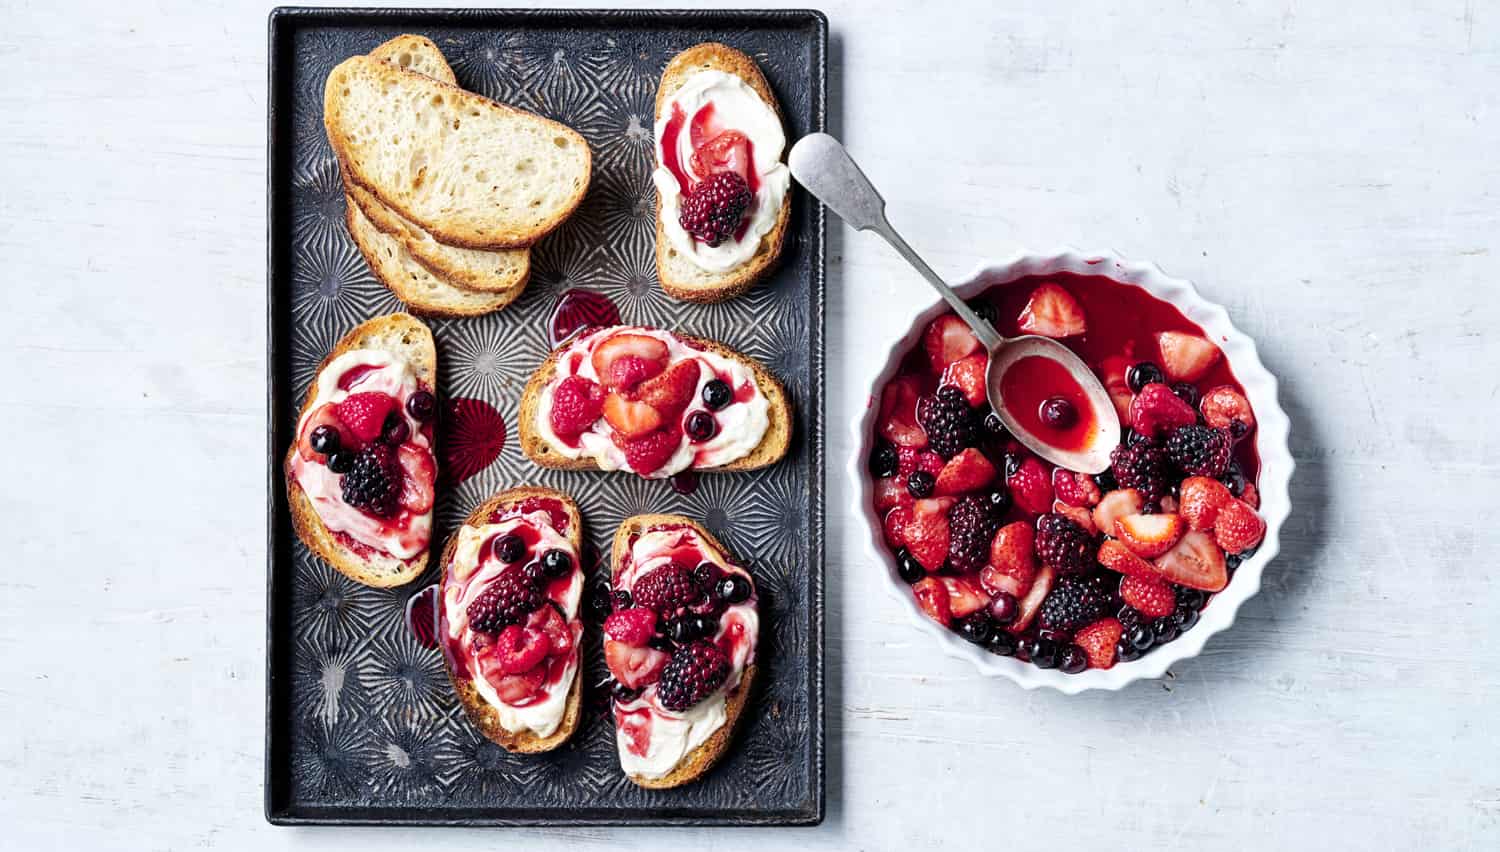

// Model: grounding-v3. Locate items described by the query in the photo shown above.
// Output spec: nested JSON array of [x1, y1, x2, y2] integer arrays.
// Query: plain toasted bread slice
[[325, 55, 592, 250], [284, 313, 435, 588], [438, 487, 584, 753], [367, 34, 457, 85], [517, 330, 794, 474], [345, 202, 521, 317], [611, 513, 757, 788], [654, 43, 790, 303]]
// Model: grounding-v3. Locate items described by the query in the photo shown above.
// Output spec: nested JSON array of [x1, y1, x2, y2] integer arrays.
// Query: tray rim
[[264, 5, 827, 827]]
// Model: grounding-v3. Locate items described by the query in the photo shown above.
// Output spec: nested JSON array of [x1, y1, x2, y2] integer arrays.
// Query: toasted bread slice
[[517, 329, 794, 474], [345, 202, 520, 317], [283, 313, 435, 588], [368, 34, 457, 85], [654, 43, 790, 303], [611, 513, 757, 788], [324, 55, 592, 250], [438, 487, 584, 753]]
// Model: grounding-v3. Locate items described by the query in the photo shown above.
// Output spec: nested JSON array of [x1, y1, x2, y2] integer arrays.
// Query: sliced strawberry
[[492, 625, 551, 675], [1017, 282, 1086, 338], [297, 403, 357, 460], [635, 360, 701, 418], [604, 355, 658, 392], [335, 391, 398, 443], [528, 604, 573, 656], [912, 577, 953, 627], [690, 129, 752, 183], [923, 315, 982, 372], [903, 497, 955, 572], [604, 639, 669, 689], [591, 333, 669, 388], [1119, 574, 1177, 618], [1178, 476, 1233, 531], [941, 576, 989, 618], [603, 607, 657, 647], [878, 375, 928, 448], [687, 103, 722, 149], [1096, 539, 1159, 578], [1074, 618, 1124, 669], [1052, 469, 1101, 507], [1214, 499, 1265, 554], [1092, 488, 1145, 534], [982, 521, 1037, 598], [602, 392, 663, 439], [1099, 354, 1135, 421], [1159, 494, 1179, 514], [1156, 331, 1221, 383], [1052, 500, 1098, 535], [933, 448, 996, 496], [1007, 456, 1054, 515], [549, 375, 606, 437], [1007, 563, 1055, 633], [882, 506, 912, 549], [617, 424, 682, 474], [494, 664, 547, 703], [1200, 385, 1255, 433], [1114, 512, 1186, 558], [941, 352, 989, 407], [1152, 530, 1228, 591], [874, 477, 915, 513], [1129, 382, 1198, 438], [395, 444, 435, 513]]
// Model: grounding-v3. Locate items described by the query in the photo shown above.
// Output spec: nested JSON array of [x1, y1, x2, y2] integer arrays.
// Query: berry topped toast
[[284, 313, 438, 587], [518, 325, 793, 478], [438, 487, 585, 753], [605, 514, 758, 787], [653, 43, 791, 302]]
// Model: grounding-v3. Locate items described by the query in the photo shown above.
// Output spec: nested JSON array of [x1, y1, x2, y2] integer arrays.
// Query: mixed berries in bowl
[[854, 250, 1292, 692]]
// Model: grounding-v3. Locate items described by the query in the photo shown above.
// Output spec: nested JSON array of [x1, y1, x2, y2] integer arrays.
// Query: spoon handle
[[788, 133, 1003, 350]]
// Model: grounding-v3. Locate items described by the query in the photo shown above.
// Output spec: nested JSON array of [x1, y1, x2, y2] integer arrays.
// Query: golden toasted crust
[[516, 329, 794, 474], [344, 202, 522, 318], [437, 487, 584, 753], [367, 34, 457, 85], [610, 513, 758, 788], [654, 42, 789, 303], [282, 313, 435, 588]]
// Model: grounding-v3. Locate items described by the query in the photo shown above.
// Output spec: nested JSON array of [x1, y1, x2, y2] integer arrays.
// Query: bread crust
[[438, 486, 584, 753], [653, 42, 790, 303], [367, 34, 457, 85], [516, 329, 794, 474], [283, 313, 435, 588], [344, 202, 521, 318], [610, 513, 758, 787]]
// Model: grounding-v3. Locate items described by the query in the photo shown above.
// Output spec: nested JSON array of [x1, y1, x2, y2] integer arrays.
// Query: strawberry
[[1156, 331, 1221, 383], [1113, 512, 1186, 558], [874, 477, 915, 512], [1178, 476, 1233, 531], [1214, 499, 1265, 554], [1200, 385, 1255, 433], [604, 607, 657, 647], [912, 577, 952, 626], [395, 444, 435, 513], [602, 392, 664, 438], [604, 638, 669, 689], [1152, 530, 1228, 591], [1007, 456, 1055, 515], [690, 129, 752, 184], [591, 333, 668, 387], [941, 576, 989, 618], [878, 375, 929, 448], [941, 352, 989, 407], [934, 448, 996, 496], [297, 403, 358, 460], [1052, 469, 1101, 507], [1129, 382, 1198, 438], [635, 359, 701, 418], [1092, 488, 1145, 534], [494, 665, 547, 703], [1052, 501, 1098, 535], [1096, 539, 1158, 578], [1241, 482, 1260, 510], [882, 506, 912, 549], [528, 604, 574, 656], [1007, 564, 1055, 633], [604, 355, 659, 392], [923, 315, 982, 372], [617, 424, 682, 474], [897, 446, 946, 479], [1099, 354, 1135, 421], [903, 497, 955, 572], [1017, 282, 1087, 338], [982, 521, 1037, 597], [1074, 618, 1124, 669], [335, 391, 398, 443], [1159, 494, 1179, 514], [492, 625, 552, 675], [548, 375, 606, 437], [1119, 574, 1177, 618]]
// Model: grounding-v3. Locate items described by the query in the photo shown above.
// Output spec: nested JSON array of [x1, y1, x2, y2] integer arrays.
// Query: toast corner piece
[[439, 487, 584, 753]]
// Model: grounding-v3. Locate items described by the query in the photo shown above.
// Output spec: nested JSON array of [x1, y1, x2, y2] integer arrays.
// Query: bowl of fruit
[[851, 248, 1293, 692]]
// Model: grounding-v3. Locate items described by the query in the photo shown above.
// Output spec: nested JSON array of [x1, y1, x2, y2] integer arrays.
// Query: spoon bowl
[[986, 336, 1117, 473]]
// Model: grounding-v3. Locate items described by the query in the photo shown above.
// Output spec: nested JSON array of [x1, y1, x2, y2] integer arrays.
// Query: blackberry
[[947, 496, 998, 573], [656, 641, 730, 712], [467, 568, 543, 633], [1035, 513, 1097, 575], [907, 470, 935, 498], [632, 563, 701, 614], [1170, 382, 1200, 407], [1164, 424, 1232, 476], [340, 443, 402, 517], [1037, 575, 1111, 634], [984, 488, 1011, 519], [678, 171, 752, 246], [917, 386, 977, 459], [1109, 441, 1170, 503]]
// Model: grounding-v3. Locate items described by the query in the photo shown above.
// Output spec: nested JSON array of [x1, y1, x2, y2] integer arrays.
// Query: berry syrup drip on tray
[[871, 274, 1265, 673]]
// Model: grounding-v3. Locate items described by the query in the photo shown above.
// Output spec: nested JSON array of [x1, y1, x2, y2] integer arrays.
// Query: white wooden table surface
[[5, 0, 1498, 848]]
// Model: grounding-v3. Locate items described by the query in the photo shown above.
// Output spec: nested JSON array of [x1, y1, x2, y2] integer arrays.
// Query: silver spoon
[[788, 132, 1119, 474]]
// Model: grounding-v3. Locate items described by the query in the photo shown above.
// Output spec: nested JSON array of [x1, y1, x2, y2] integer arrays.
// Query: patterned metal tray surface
[[266, 7, 825, 825]]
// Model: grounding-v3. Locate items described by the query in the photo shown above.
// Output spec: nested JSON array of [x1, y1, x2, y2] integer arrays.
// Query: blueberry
[[1152, 616, 1179, 643], [612, 590, 633, 611], [692, 614, 719, 638], [493, 534, 525, 564], [609, 679, 642, 702], [381, 412, 410, 445], [1177, 588, 1205, 610], [405, 390, 437, 422], [988, 592, 1019, 625], [1118, 605, 1142, 628], [327, 450, 355, 474], [985, 630, 1018, 656], [1039, 397, 1076, 429], [310, 425, 341, 455], [1171, 382, 1200, 407], [1127, 623, 1154, 651], [869, 442, 899, 478], [587, 582, 613, 620], [715, 574, 752, 604], [906, 470, 935, 498], [1220, 461, 1247, 497], [541, 548, 572, 578], [1060, 645, 1088, 674], [1015, 637, 1040, 662], [1127, 362, 1165, 393], [982, 411, 1008, 440], [895, 548, 926, 584], [701, 379, 733, 410], [1116, 640, 1142, 662], [957, 614, 994, 645], [984, 489, 1011, 519], [686, 411, 717, 442], [1175, 607, 1200, 631], [1029, 638, 1060, 669], [1226, 553, 1243, 574], [668, 617, 699, 643], [966, 298, 998, 325], [1095, 467, 1117, 492], [1003, 452, 1022, 478]]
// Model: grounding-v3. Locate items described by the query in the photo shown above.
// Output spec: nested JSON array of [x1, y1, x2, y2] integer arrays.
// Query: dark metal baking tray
[[266, 6, 825, 826]]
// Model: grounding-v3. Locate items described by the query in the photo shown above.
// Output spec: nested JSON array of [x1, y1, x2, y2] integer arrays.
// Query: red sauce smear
[[440, 397, 505, 486], [660, 103, 693, 189], [999, 355, 1098, 453]]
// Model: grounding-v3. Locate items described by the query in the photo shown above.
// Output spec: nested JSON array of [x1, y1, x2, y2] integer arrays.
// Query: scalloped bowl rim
[[848, 248, 1294, 694]]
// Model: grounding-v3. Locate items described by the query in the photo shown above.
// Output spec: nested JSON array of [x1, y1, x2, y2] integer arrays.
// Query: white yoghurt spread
[[653, 69, 791, 273]]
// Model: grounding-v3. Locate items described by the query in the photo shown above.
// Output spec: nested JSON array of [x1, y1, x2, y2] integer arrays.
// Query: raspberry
[[548, 376, 605, 437], [1119, 574, 1177, 618], [1109, 441, 1170, 503], [618, 424, 683, 474], [656, 641, 731, 712], [1164, 424, 1233, 477], [678, 172, 753, 246], [467, 568, 544, 633], [916, 386, 977, 459], [946, 495, 998, 573], [1035, 512, 1097, 575], [334, 391, 398, 443], [1037, 575, 1111, 634], [603, 607, 657, 647], [631, 563, 701, 614], [339, 443, 402, 518]]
